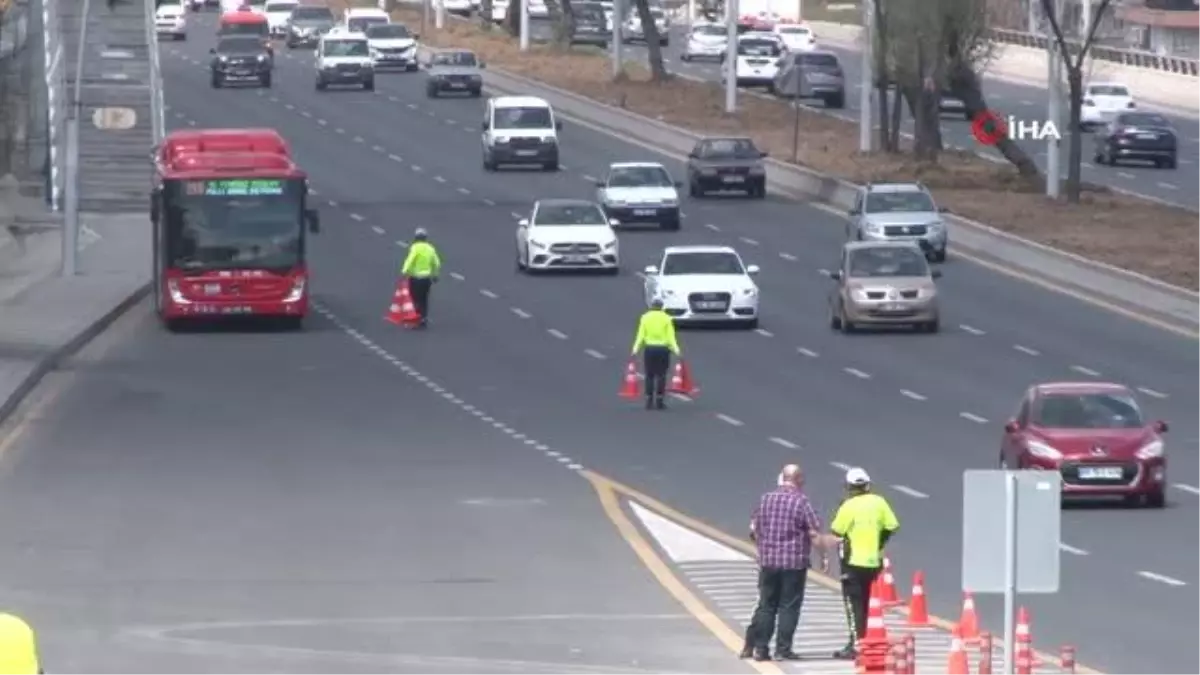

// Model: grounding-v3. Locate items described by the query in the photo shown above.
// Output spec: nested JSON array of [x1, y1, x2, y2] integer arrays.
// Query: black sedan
[[685, 136, 769, 198], [210, 36, 272, 88], [1093, 111, 1177, 169]]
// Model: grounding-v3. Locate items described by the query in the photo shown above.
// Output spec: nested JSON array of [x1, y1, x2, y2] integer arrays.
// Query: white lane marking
[[372, 144, 385, 152], [434, 175, 447, 183], [704, 223, 720, 231], [716, 413, 744, 427], [457, 187, 471, 195], [317, 119, 327, 126], [581, 174, 597, 182], [511, 211, 524, 219], [547, 328, 568, 340], [511, 307, 531, 319], [900, 389, 927, 401], [388, 153, 403, 162], [959, 324, 985, 335], [407, 103, 417, 109], [960, 412, 989, 424], [1059, 543, 1089, 556], [480, 289, 499, 299], [779, 252, 797, 261], [1020, 99, 1033, 105], [769, 437, 798, 449], [1013, 344, 1041, 356], [1137, 571, 1187, 587], [1070, 365, 1101, 376], [1117, 171, 1135, 179], [284, 103, 295, 110], [349, 213, 364, 221], [817, 268, 832, 277], [327, 200, 339, 207], [754, 328, 774, 337], [585, 349, 607, 360], [891, 485, 929, 499], [396, 240, 409, 248], [797, 347, 819, 358], [829, 461, 852, 471], [353, 136, 364, 143], [483, 198, 496, 206], [334, 127, 344, 134], [670, 393, 693, 402], [1157, 182, 1178, 190], [843, 367, 871, 379], [411, 165, 423, 172], [739, 236, 759, 245], [1172, 483, 1200, 495], [370, 225, 385, 235], [450, 272, 465, 281], [1137, 386, 1168, 399]]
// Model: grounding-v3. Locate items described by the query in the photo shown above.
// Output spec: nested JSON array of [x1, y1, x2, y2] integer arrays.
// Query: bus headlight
[[167, 279, 191, 304], [284, 276, 306, 302]]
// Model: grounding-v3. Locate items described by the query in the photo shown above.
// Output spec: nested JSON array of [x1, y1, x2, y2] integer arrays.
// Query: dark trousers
[[642, 346, 670, 400], [747, 567, 807, 654], [409, 276, 433, 321], [840, 564, 880, 646]]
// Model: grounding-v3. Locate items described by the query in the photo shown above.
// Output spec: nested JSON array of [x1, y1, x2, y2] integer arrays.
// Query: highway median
[[379, 6, 1197, 294]]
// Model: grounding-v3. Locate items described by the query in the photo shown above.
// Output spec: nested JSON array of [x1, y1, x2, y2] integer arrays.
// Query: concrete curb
[[0, 283, 150, 425], [467, 66, 1197, 330]]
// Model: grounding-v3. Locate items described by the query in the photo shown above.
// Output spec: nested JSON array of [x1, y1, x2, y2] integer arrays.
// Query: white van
[[343, 7, 390, 34], [481, 96, 562, 172]]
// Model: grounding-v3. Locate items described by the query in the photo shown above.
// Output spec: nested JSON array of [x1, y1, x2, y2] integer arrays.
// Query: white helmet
[[845, 467, 871, 487]]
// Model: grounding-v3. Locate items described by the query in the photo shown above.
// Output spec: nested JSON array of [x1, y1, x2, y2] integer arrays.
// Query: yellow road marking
[[0, 377, 68, 471], [587, 470, 1102, 675], [583, 470, 782, 675]]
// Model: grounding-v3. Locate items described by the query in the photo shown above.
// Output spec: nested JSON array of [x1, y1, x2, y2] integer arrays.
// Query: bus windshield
[[163, 178, 305, 272]]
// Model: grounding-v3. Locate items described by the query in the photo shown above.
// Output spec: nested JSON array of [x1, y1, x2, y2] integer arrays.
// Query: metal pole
[[63, 0, 91, 277], [520, 0, 529, 50], [1002, 472, 1018, 675], [421, 0, 429, 38], [1080, 0, 1091, 38], [723, 0, 736, 113], [611, 0, 623, 78], [857, 0, 872, 152], [435, 0, 445, 28], [1045, 0, 1061, 198], [686, 0, 694, 26]]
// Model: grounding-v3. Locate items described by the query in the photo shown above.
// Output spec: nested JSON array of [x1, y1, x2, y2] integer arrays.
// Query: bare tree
[[882, 0, 948, 161], [544, 0, 576, 46], [477, 0, 494, 29], [871, 0, 897, 152], [504, 0, 520, 36], [1040, 0, 1114, 203], [630, 0, 668, 80]]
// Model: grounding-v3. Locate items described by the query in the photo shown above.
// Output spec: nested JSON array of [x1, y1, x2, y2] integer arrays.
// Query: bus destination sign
[[188, 179, 287, 197]]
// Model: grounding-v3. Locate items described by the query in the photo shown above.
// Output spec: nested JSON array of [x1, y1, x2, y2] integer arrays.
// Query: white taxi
[[643, 245, 760, 328], [516, 199, 619, 274], [1081, 82, 1136, 128]]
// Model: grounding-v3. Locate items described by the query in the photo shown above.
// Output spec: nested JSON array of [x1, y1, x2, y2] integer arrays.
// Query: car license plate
[[563, 254, 588, 263], [882, 303, 906, 311], [448, 82, 466, 88], [515, 149, 537, 156], [633, 208, 656, 216], [1078, 466, 1123, 480], [696, 301, 725, 310], [721, 175, 745, 183], [1136, 133, 1155, 140]]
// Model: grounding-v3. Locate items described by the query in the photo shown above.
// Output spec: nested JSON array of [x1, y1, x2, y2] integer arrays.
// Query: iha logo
[[970, 110, 1061, 145]]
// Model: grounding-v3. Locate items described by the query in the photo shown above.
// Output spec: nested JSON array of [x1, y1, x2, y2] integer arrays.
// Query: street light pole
[[1045, 0, 1062, 198], [520, 0, 530, 50], [723, 0, 737, 114], [857, 0, 872, 152]]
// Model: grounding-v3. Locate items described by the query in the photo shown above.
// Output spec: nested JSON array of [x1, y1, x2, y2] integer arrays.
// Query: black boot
[[645, 396, 655, 410], [655, 392, 666, 409], [832, 644, 856, 660]]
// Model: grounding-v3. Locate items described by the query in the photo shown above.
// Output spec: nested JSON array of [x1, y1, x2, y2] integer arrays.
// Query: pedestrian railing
[[989, 27, 1199, 77]]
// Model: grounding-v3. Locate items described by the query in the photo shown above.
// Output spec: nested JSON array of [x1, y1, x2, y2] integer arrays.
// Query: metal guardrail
[[989, 27, 1199, 77]]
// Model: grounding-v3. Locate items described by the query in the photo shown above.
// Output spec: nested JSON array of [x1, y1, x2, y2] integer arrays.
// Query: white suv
[[315, 30, 374, 90], [481, 96, 562, 172]]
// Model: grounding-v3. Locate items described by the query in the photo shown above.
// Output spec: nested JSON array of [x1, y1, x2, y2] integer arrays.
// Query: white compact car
[[516, 199, 619, 274], [264, 0, 298, 37], [595, 162, 682, 230], [774, 23, 815, 51], [482, 95, 562, 171], [643, 245, 760, 328], [344, 7, 391, 33], [681, 22, 727, 61], [315, 30, 375, 90], [366, 23, 418, 71], [155, 2, 188, 40], [622, 7, 669, 45], [1081, 82, 1136, 127], [436, 0, 474, 15], [724, 33, 782, 88]]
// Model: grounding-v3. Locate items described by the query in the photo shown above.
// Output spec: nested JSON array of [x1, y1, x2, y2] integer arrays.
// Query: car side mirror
[[479, 61, 486, 68], [687, 152, 697, 159], [518, 218, 529, 227], [555, 120, 563, 130], [609, 218, 620, 226], [209, 47, 216, 53], [746, 264, 760, 274], [305, 208, 320, 233], [481, 121, 489, 130], [1154, 420, 1169, 433], [1004, 420, 1020, 433], [930, 269, 942, 279], [412, 32, 420, 39], [828, 270, 842, 280], [643, 265, 659, 275]]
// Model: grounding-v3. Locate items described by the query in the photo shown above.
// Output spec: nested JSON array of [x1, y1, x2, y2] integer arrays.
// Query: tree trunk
[[545, 0, 574, 46], [948, 63, 1041, 179], [876, 84, 893, 152], [910, 87, 942, 162], [888, 86, 903, 151], [504, 0, 520, 36], [1063, 66, 1084, 203], [873, 0, 891, 150], [478, 0, 493, 29], [632, 0, 669, 80]]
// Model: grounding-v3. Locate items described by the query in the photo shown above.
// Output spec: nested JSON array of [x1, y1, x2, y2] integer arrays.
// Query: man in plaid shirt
[[740, 464, 830, 662]]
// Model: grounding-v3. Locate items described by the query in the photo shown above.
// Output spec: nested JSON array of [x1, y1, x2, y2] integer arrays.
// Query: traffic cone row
[[383, 279, 420, 326], [1014, 606, 1034, 674], [854, 578, 890, 673], [879, 557, 901, 606], [667, 360, 698, 395], [958, 592, 980, 644], [946, 624, 970, 675], [906, 570, 929, 627], [618, 360, 640, 399]]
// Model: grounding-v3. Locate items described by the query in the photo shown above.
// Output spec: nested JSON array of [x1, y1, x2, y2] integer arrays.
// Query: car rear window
[[799, 53, 839, 67], [291, 6, 333, 19]]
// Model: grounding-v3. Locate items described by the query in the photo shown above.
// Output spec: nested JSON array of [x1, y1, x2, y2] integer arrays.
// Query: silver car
[[828, 241, 942, 333], [424, 49, 484, 98], [771, 50, 844, 108], [846, 182, 949, 262]]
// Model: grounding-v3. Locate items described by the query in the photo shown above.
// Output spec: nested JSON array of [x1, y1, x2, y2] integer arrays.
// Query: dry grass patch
[[371, 6, 1197, 289]]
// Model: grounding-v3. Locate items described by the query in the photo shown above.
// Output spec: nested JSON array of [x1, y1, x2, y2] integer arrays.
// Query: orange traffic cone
[[880, 557, 901, 606], [946, 624, 969, 675], [384, 279, 420, 326], [905, 570, 929, 627], [667, 359, 698, 396], [958, 592, 980, 643], [863, 577, 889, 642], [618, 360, 641, 399], [1014, 606, 1034, 674]]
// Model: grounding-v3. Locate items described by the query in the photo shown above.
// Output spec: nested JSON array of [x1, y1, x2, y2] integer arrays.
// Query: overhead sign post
[[962, 470, 1062, 675]]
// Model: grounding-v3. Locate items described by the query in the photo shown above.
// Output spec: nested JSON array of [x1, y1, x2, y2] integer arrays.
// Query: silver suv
[[846, 182, 948, 262]]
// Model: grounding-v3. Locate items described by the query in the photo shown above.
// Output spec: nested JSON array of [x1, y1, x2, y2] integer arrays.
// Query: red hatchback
[[1000, 382, 1169, 508]]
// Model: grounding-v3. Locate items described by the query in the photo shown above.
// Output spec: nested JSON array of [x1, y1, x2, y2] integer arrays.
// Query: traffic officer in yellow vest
[[630, 299, 681, 410], [829, 467, 899, 660], [0, 612, 41, 674], [401, 228, 442, 328]]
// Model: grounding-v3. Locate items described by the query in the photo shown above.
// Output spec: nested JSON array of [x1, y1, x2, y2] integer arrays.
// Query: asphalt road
[[611, 25, 1200, 209], [0, 307, 749, 672], [109, 21, 1200, 672]]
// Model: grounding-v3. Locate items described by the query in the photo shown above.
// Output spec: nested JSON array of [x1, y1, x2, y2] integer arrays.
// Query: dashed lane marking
[[370, 226, 384, 235], [349, 213, 364, 221], [510, 307, 531, 319], [899, 389, 927, 401], [433, 175, 447, 183], [388, 153, 403, 162], [1172, 483, 1200, 495], [584, 349, 606, 360], [739, 236, 759, 245], [779, 252, 797, 261], [754, 328, 774, 337], [959, 324, 986, 335], [449, 272, 465, 281], [1137, 386, 1168, 399], [769, 436, 799, 449], [797, 347, 819, 358], [1069, 365, 1101, 377], [843, 367, 870, 379], [479, 289, 498, 299], [891, 484, 929, 499], [1014, 344, 1041, 356], [1137, 570, 1187, 586], [959, 412, 989, 424], [1059, 543, 1089, 556], [715, 413, 744, 427], [547, 328, 568, 340], [704, 223, 720, 231]]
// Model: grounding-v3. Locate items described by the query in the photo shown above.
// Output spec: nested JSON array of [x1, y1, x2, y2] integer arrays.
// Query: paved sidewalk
[[0, 213, 150, 423]]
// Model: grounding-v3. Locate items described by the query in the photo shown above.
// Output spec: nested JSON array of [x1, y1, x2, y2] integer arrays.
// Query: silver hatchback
[[846, 182, 949, 262]]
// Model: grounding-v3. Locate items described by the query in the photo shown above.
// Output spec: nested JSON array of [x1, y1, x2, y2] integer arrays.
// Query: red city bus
[[150, 129, 320, 331], [218, 8, 273, 56]]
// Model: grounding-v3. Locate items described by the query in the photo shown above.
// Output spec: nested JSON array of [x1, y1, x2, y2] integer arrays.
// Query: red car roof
[[1034, 381, 1130, 396]]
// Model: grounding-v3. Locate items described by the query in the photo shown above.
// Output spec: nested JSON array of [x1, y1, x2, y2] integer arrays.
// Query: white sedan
[[155, 2, 188, 40], [1081, 82, 1135, 128], [595, 162, 682, 230], [643, 245, 760, 328], [264, 0, 298, 37], [516, 198, 620, 274], [774, 23, 815, 52]]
